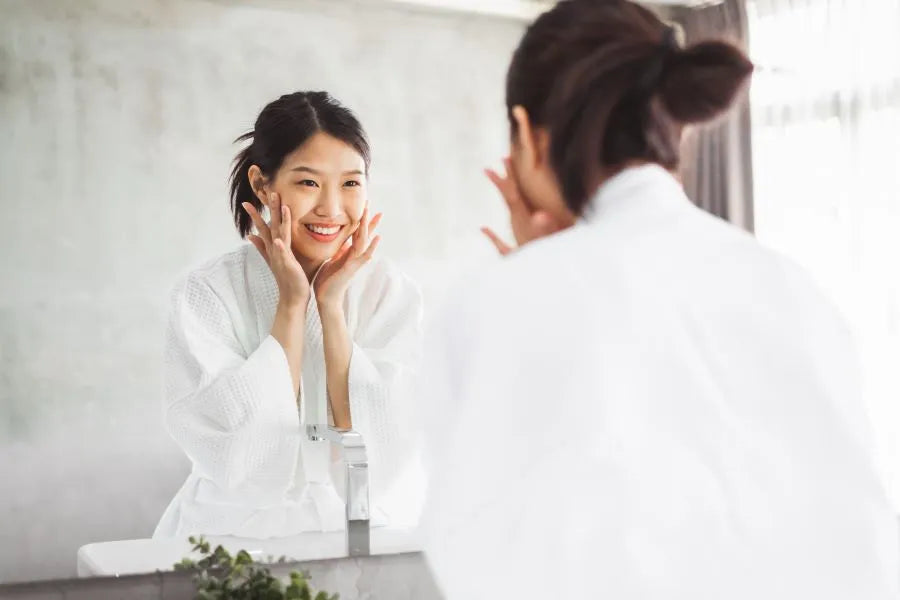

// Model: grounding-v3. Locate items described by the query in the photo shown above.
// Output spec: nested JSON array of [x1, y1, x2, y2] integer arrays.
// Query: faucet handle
[[305, 424, 368, 460]]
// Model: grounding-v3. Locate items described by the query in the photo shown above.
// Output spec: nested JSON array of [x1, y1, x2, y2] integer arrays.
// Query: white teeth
[[305, 224, 341, 235]]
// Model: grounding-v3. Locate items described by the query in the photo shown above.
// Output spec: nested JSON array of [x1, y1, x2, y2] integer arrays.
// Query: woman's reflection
[[154, 91, 423, 540]]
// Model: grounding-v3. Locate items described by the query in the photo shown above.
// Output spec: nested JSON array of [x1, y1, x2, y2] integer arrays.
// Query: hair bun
[[659, 40, 754, 124]]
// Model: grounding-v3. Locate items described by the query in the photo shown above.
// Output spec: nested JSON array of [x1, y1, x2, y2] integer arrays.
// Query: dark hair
[[229, 91, 371, 237], [506, 0, 754, 214]]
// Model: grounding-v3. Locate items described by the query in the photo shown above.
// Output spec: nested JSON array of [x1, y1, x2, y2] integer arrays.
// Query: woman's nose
[[313, 185, 342, 219]]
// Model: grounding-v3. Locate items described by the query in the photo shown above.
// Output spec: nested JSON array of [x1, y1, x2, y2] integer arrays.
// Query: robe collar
[[580, 163, 691, 226]]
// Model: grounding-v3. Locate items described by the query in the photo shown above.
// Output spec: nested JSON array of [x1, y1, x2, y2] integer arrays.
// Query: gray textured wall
[[0, 0, 522, 582]]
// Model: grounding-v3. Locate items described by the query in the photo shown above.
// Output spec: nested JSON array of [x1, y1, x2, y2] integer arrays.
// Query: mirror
[[0, 0, 525, 583]]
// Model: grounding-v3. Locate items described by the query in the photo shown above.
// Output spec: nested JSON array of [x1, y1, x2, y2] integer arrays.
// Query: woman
[[420, 2, 898, 599], [154, 91, 422, 539]]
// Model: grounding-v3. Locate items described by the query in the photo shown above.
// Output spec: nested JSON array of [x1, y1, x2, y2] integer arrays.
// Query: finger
[[483, 229, 513, 256], [346, 208, 364, 244], [360, 208, 370, 245], [248, 234, 269, 263], [242, 202, 272, 245], [336, 250, 353, 271], [480, 227, 513, 256], [484, 168, 508, 201], [368, 212, 383, 235], [354, 207, 369, 256], [269, 192, 282, 237], [359, 206, 369, 234], [331, 241, 352, 265], [502, 158, 527, 210], [272, 237, 294, 263], [280, 203, 292, 247], [484, 167, 523, 212], [361, 235, 381, 261]]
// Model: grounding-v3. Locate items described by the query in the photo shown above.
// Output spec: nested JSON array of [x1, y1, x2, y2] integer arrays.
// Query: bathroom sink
[[76, 527, 421, 577]]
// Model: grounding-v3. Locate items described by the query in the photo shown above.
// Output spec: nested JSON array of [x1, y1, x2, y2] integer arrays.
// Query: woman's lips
[[303, 223, 343, 243]]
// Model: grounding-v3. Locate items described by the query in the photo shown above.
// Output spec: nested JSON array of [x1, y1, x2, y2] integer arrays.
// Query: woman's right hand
[[481, 157, 563, 256], [243, 193, 310, 309]]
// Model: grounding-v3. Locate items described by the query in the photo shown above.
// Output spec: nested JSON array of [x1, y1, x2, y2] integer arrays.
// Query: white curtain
[[748, 0, 900, 509]]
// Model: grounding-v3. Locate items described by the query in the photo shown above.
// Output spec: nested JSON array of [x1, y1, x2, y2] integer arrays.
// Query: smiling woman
[[253, 137, 368, 255], [154, 91, 424, 540]]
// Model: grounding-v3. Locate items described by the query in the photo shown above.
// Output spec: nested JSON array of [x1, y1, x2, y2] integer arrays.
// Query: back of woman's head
[[229, 91, 370, 237], [506, 0, 754, 214]]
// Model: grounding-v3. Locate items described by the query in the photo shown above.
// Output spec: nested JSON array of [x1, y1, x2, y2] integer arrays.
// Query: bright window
[[748, 0, 900, 508]]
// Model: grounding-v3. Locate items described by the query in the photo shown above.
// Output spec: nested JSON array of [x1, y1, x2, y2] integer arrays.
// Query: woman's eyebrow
[[290, 166, 322, 175], [289, 166, 364, 176]]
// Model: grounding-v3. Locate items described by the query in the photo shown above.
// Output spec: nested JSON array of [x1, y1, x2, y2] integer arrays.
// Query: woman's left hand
[[314, 208, 382, 310]]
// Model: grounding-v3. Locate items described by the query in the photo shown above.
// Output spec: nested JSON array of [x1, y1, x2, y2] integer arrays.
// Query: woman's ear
[[247, 165, 269, 206], [511, 105, 550, 169]]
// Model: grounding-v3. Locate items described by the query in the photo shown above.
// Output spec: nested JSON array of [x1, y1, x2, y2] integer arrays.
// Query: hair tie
[[635, 26, 681, 95], [662, 25, 680, 52]]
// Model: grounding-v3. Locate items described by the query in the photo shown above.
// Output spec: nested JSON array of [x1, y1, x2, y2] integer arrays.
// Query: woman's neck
[[296, 254, 325, 283]]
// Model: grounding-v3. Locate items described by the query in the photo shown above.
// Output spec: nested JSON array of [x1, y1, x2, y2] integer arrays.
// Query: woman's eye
[[344, 180, 361, 188], [298, 180, 319, 187]]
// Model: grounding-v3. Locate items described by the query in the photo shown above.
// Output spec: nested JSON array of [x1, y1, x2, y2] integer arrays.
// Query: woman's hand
[[243, 193, 310, 309], [481, 157, 562, 256], [314, 207, 382, 310]]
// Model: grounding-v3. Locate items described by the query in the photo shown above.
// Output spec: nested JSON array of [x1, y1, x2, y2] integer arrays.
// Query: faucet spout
[[306, 424, 370, 557]]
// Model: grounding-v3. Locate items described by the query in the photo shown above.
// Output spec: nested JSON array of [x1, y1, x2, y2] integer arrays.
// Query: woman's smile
[[303, 222, 345, 242]]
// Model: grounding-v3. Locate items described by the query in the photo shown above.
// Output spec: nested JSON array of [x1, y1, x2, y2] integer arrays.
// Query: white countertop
[[76, 527, 422, 577]]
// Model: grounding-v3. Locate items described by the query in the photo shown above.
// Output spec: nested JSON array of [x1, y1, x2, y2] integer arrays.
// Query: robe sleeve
[[163, 274, 300, 492], [345, 261, 424, 498]]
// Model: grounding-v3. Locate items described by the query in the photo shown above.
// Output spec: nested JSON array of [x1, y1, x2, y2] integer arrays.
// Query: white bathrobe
[[154, 244, 422, 539], [420, 165, 899, 599]]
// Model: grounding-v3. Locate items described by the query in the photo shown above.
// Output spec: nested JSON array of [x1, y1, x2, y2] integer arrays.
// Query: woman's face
[[259, 132, 367, 267], [507, 107, 575, 226]]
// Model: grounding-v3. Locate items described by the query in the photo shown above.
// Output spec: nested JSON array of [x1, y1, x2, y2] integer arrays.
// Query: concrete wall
[[0, 0, 523, 582]]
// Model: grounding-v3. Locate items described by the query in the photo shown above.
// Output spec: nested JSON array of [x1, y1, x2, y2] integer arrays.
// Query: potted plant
[[174, 536, 338, 600]]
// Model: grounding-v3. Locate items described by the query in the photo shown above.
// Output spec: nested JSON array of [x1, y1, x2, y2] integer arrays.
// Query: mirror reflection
[[1, 0, 522, 584]]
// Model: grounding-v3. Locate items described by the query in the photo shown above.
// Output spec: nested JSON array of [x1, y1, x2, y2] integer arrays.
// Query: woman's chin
[[292, 242, 336, 263]]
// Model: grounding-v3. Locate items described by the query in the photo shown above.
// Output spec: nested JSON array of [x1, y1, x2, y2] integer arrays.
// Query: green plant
[[173, 536, 339, 600]]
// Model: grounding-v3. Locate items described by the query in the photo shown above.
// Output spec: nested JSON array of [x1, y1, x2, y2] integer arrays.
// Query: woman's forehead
[[282, 132, 366, 175]]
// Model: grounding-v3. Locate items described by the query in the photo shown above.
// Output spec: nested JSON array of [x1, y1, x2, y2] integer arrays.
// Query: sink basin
[[76, 527, 421, 577]]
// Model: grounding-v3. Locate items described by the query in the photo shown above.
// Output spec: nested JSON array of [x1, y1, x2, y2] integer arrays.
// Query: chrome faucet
[[305, 424, 370, 557]]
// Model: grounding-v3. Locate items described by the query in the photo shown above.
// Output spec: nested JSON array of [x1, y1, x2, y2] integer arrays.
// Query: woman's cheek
[[348, 190, 367, 222], [286, 189, 317, 218]]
